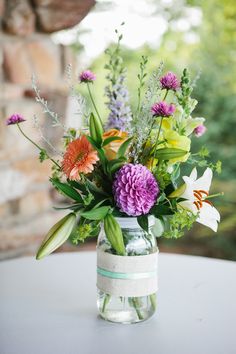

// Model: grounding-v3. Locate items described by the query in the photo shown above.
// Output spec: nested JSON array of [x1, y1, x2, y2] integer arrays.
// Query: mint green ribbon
[[97, 267, 157, 280]]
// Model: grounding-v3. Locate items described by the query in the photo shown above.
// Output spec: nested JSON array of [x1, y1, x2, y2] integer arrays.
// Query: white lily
[[178, 167, 220, 232]]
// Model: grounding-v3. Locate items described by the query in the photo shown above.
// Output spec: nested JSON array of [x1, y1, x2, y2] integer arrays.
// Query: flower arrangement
[[6, 32, 222, 261]]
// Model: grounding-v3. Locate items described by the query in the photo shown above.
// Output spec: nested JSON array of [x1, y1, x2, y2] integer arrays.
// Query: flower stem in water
[[102, 294, 111, 314], [130, 297, 144, 321]]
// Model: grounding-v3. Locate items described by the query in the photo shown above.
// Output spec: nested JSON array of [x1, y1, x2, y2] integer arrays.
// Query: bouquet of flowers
[[7, 33, 221, 259]]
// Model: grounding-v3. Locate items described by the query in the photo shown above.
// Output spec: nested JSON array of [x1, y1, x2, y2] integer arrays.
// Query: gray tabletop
[[0, 252, 236, 354]]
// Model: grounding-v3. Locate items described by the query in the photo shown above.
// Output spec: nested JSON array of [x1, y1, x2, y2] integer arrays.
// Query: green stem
[[17, 124, 61, 169], [163, 89, 169, 101], [151, 116, 164, 171], [151, 89, 169, 171], [149, 294, 157, 311], [87, 83, 102, 122], [102, 294, 111, 313], [131, 297, 144, 321]]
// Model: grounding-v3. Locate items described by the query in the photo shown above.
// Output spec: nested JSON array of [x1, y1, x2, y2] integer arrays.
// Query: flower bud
[[104, 214, 126, 256], [36, 213, 76, 260], [89, 113, 103, 145]]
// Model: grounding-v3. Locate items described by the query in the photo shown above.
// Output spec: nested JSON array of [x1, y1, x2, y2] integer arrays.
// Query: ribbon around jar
[[97, 249, 158, 297]]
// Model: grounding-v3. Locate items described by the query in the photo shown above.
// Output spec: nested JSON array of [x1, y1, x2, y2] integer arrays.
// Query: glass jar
[[97, 216, 159, 324]]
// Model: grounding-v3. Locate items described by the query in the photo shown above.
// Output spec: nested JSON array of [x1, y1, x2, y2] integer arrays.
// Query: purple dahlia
[[160, 72, 180, 91], [6, 114, 26, 125], [79, 70, 96, 83], [151, 101, 175, 117], [113, 164, 159, 216]]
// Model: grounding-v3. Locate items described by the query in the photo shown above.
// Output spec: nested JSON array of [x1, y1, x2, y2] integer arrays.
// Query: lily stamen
[[193, 189, 212, 209]]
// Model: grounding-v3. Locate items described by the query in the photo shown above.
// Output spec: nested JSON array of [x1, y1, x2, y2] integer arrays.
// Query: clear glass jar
[[97, 216, 159, 324]]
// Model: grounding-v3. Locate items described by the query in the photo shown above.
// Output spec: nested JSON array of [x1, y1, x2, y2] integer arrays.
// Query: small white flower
[[178, 167, 220, 232]]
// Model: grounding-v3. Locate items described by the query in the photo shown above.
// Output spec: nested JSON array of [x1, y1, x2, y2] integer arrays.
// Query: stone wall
[[0, 0, 95, 260]]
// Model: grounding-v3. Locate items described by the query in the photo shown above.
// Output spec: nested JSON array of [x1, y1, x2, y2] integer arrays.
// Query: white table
[[0, 252, 236, 354]]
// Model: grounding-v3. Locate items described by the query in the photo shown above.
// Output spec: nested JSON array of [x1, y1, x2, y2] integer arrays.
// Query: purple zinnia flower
[[6, 114, 26, 125], [113, 164, 159, 216], [79, 70, 96, 83], [151, 101, 175, 117], [160, 72, 180, 91], [194, 124, 207, 137]]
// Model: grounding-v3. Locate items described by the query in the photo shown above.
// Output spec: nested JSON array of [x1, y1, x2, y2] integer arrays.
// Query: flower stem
[[17, 124, 61, 169], [131, 297, 144, 321], [102, 294, 111, 313], [86, 83, 102, 122], [151, 116, 164, 171], [163, 89, 168, 100], [149, 294, 157, 310]]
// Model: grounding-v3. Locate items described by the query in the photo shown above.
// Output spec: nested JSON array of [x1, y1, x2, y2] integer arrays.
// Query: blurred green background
[[75, 0, 236, 260]]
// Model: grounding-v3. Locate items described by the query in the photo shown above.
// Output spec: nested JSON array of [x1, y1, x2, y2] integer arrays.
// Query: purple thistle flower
[[105, 75, 132, 131], [6, 114, 26, 125], [160, 72, 180, 91], [79, 70, 96, 83], [194, 124, 207, 137], [113, 164, 159, 216], [151, 101, 175, 117]]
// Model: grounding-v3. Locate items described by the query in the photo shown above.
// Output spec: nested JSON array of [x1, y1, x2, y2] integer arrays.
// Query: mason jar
[[96, 216, 159, 324]]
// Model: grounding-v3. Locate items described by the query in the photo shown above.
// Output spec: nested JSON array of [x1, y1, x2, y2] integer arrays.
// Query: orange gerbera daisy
[[62, 135, 99, 180]]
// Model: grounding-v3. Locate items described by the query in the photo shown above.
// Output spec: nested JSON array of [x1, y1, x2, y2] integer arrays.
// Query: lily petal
[[189, 167, 197, 181], [193, 167, 213, 192]]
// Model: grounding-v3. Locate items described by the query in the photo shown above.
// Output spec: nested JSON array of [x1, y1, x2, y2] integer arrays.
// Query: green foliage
[[136, 55, 148, 112], [137, 215, 149, 232], [70, 221, 100, 244], [50, 178, 84, 203], [39, 149, 48, 163], [153, 163, 172, 190], [80, 206, 111, 220], [117, 137, 133, 158], [163, 209, 198, 239]]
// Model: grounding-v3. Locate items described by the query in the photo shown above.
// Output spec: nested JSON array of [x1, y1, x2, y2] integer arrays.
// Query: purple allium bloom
[[113, 164, 159, 216], [79, 70, 96, 83], [151, 101, 175, 117], [194, 124, 207, 137], [160, 72, 180, 91], [105, 75, 132, 131], [6, 114, 26, 125]]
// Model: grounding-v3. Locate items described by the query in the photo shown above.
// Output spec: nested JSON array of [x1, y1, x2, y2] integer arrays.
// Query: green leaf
[[137, 215, 149, 232], [53, 203, 83, 211], [86, 135, 100, 149], [104, 214, 126, 255], [93, 199, 109, 209], [36, 213, 76, 260], [155, 148, 188, 161], [84, 177, 109, 197], [107, 157, 126, 176], [151, 204, 174, 217], [80, 206, 111, 220], [117, 137, 133, 158], [102, 136, 123, 147], [67, 180, 87, 194], [50, 179, 83, 202]]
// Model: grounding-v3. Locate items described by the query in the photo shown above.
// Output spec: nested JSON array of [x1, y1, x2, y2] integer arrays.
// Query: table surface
[[0, 252, 236, 354]]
